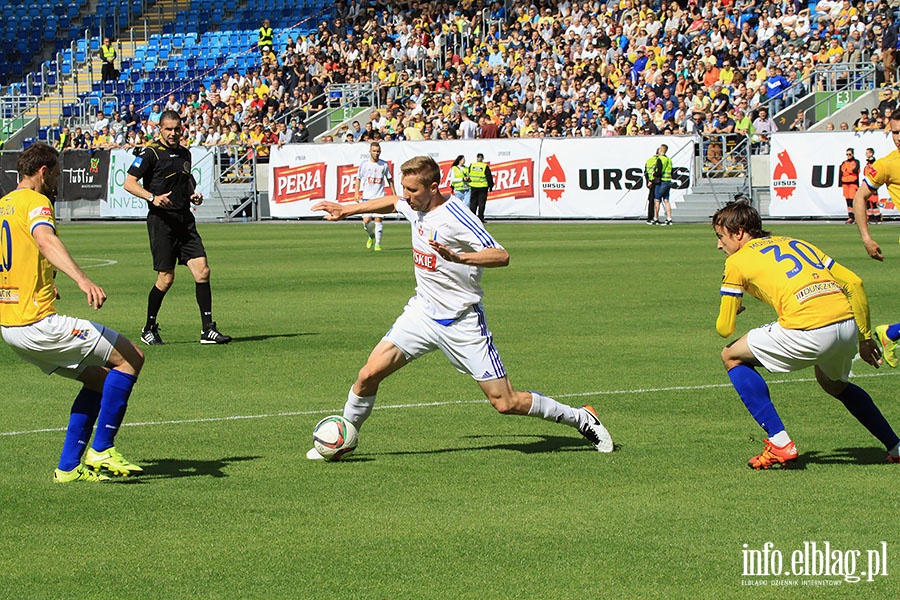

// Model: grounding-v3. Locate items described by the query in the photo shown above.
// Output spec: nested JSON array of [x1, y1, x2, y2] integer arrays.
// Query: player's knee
[[193, 265, 210, 283], [486, 389, 524, 414], [721, 346, 738, 369], [356, 364, 385, 388], [156, 273, 174, 291], [130, 345, 146, 374], [114, 340, 145, 376], [489, 395, 517, 414], [815, 367, 846, 397]]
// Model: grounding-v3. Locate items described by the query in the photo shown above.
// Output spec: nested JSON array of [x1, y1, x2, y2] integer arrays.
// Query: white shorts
[[2, 313, 118, 379], [385, 300, 507, 381], [747, 318, 857, 381]]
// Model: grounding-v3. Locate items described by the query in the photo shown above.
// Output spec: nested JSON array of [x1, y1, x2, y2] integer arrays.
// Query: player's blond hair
[[401, 155, 441, 186]]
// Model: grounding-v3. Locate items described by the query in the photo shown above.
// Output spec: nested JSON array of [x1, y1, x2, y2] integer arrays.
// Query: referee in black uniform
[[124, 110, 231, 345]]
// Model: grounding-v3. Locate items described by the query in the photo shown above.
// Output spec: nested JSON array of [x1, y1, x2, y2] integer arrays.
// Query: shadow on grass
[[797, 446, 888, 467], [232, 332, 319, 343], [157, 332, 319, 345], [115, 456, 262, 482], [374, 434, 608, 457]]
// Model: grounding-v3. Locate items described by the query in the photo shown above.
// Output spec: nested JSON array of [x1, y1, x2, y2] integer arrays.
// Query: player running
[[308, 155, 612, 458], [354, 141, 395, 252], [1, 143, 145, 482], [713, 200, 900, 468], [853, 112, 900, 367]]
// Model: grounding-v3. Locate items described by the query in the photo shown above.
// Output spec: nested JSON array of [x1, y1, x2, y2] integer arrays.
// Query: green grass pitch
[[1, 220, 898, 598]]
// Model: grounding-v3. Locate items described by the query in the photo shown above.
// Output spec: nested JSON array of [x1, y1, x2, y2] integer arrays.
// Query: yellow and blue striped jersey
[[717, 236, 866, 338], [0, 188, 57, 326], [863, 149, 900, 202]]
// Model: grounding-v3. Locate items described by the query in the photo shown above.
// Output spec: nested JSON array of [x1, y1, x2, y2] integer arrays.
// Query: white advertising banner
[[769, 131, 898, 217], [269, 137, 693, 219], [536, 136, 694, 218], [102, 148, 216, 218], [268, 139, 540, 218]]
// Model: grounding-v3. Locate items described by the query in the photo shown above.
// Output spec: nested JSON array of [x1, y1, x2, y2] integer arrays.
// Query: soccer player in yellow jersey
[[713, 200, 900, 468], [0, 143, 145, 483], [853, 112, 900, 368]]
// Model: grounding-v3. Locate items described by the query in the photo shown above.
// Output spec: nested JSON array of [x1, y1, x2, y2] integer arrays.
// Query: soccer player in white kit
[[308, 156, 613, 458], [355, 141, 395, 251]]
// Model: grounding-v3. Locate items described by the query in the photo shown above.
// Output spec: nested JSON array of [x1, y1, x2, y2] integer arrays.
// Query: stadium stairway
[[21, 0, 194, 131], [24, 38, 141, 129], [678, 176, 747, 222]]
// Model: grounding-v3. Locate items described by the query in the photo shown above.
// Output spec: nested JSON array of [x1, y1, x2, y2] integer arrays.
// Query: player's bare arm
[[428, 241, 510, 267], [313, 195, 400, 220], [852, 184, 882, 261], [32, 225, 106, 309], [124, 174, 174, 208]]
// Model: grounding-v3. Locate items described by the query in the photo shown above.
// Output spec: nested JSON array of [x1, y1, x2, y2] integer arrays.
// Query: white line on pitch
[[2, 370, 897, 438], [77, 258, 118, 269]]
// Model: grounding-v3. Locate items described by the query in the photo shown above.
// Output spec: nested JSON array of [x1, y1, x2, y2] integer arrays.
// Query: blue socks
[[91, 370, 137, 452], [887, 323, 900, 341], [837, 383, 900, 451], [58, 388, 102, 471], [728, 364, 785, 436]]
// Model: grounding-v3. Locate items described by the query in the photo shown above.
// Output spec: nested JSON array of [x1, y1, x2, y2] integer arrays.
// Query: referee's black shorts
[[147, 210, 207, 272]]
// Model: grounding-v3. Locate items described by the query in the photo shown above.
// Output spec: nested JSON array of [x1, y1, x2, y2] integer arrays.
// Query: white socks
[[374, 221, 383, 244], [527, 391, 580, 427], [769, 430, 792, 447], [343, 388, 376, 431]]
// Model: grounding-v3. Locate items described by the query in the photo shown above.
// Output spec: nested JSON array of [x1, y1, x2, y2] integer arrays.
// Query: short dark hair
[[17, 143, 59, 178], [712, 199, 771, 239], [160, 109, 182, 125]]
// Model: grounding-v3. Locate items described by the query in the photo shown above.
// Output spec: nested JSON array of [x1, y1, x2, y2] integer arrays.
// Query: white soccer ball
[[312, 416, 358, 461]]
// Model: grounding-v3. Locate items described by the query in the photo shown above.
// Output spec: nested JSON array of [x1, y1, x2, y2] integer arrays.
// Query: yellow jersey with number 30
[[0, 188, 57, 327], [719, 236, 857, 333]]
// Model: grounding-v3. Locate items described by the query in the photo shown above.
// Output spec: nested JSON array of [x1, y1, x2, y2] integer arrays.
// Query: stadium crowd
[[61, 0, 900, 156]]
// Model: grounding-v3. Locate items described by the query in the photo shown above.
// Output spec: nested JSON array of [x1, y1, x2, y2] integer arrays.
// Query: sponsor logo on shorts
[[0, 286, 19, 303], [795, 280, 842, 303], [413, 248, 437, 271], [70, 328, 90, 340]]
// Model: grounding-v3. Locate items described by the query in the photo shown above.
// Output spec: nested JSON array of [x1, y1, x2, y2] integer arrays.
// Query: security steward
[[123, 110, 231, 346], [258, 19, 274, 54], [644, 150, 660, 224], [450, 156, 470, 204], [100, 37, 117, 81], [467, 152, 493, 222]]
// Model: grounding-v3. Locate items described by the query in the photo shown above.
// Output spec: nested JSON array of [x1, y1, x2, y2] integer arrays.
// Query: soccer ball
[[312, 416, 358, 461]]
